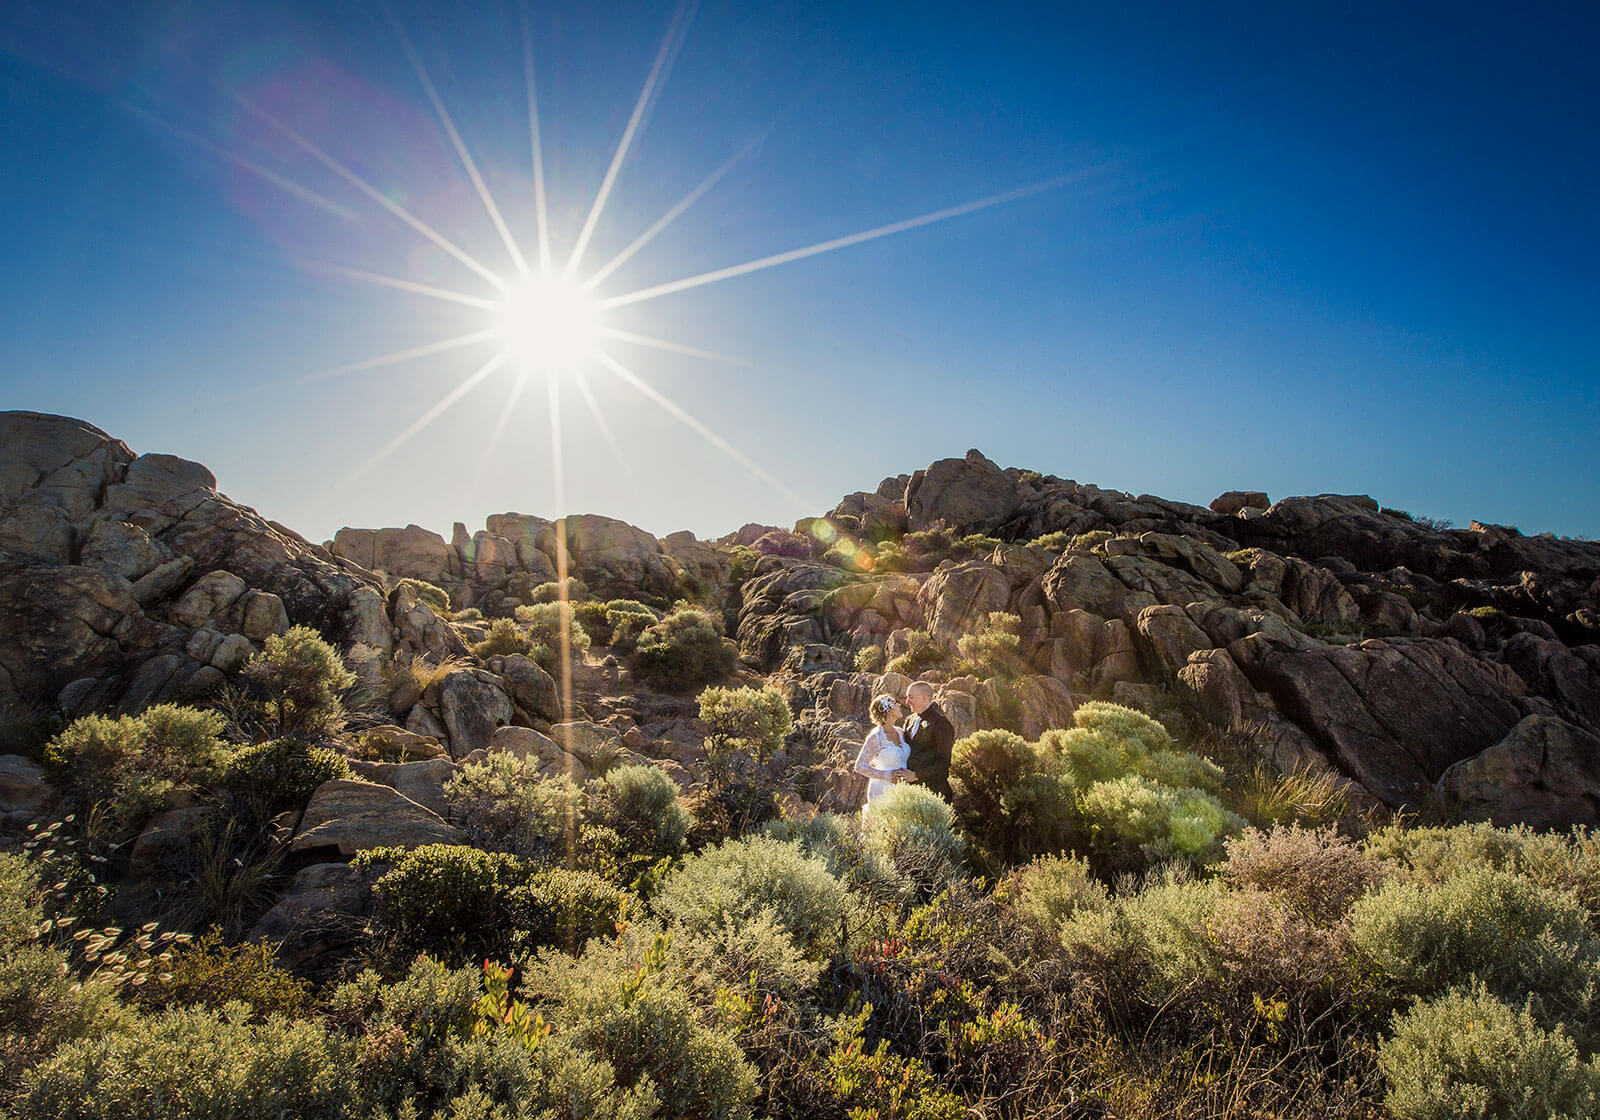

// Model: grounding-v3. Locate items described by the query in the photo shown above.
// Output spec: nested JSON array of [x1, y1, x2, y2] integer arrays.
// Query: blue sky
[[4, 1, 1596, 543]]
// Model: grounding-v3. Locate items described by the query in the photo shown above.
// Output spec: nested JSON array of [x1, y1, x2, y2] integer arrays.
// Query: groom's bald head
[[906, 681, 934, 713]]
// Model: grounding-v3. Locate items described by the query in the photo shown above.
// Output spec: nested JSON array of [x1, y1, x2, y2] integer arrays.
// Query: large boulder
[[491, 725, 589, 780], [347, 758, 458, 817], [918, 560, 1011, 643], [904, 450, 1021, 535], [431, 668, 515, 757], [1229, 635, 1525, 806], [248, 862, 371, 970], [1436, 715, 1600, 829], [538, 514, 678, 596], [331, 524, 457, 582], [1502, 632, 1600, 731], [291, 779, 464, 857]]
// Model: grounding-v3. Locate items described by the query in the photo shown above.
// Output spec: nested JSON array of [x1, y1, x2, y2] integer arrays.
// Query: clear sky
[[4, 1, 1597, 544]]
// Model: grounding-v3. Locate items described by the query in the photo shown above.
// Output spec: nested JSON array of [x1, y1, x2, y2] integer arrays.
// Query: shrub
[[995, 853, 1109, 939], [1365, 822, 1600, 924], [652, 835, 853, 956], [1041, 701, 1224, 795], [957, 611, 1024, 680], [698, 684, 793, 774], [862, 784, 966, 897], [395, 576, 450, 613], [1079, 775, 1241, 870], [949, 728, 1074, 868], [221, 737, 351, 818], [1225, 824, 1388, 925], [592, 764, 692, 865], [675, 909, 822, 1003], [358, 843, 536, 963], [444, 755, 601, 866], [1379, 984, 1600, 1120], [682, 772, 781, 849], [1349, 866, 1600, 1039], [473, 616, 533, 659], [630, 607, 737, 691], [0, 853, 132, 1086], [513, 602, 592, 675], [44, 705, 229, 840], [144, 931, 310, 1019], [607, 610, 655, 655], [950, 729, 1036, 823], [761, 812, 870, 883], [751, 529, 814, 558], [20, 1003, 352, 1120], [241, 625, 355, 738], [853, 645, 885, 673], [525, 867, 636, 955], [523, 928, 759, 1119], [529, 577, 589, 604], [885, 628, 948, 677]]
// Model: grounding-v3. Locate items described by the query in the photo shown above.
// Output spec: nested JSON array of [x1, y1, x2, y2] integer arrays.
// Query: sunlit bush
[[698, 683, 793, 774], [862, 783, 966, 897], [592, 764, 691, 865], [652, 835, 853, 957], [444, 754, 613, 871], [995, 853, 1108, 940], [44, 704, 229, 840], [472, 616, 534, 659], [395, 576, 450, 613], [1379, 983, 1600, 1120], [241, 625, 355, 738], [221, 737, 350, 819], [357, 843, 536, 963], [629, 606, 736, 691], [513, 601, 592, 675]]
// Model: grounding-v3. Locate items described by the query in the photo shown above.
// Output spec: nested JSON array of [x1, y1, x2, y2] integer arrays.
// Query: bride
[[855, 693, 916, 811]]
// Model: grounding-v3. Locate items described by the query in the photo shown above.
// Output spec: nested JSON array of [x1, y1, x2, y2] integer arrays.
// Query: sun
[[492, 271, 602, 371]]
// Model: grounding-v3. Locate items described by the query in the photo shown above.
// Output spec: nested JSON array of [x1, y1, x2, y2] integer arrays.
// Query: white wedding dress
[[855, 725, 910, 811]]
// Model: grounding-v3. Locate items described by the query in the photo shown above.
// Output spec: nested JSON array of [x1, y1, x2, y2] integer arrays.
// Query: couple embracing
[[854, 681, 955, 811]]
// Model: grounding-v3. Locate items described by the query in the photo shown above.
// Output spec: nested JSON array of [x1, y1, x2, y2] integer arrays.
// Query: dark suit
[[903, 702, 955, 801]]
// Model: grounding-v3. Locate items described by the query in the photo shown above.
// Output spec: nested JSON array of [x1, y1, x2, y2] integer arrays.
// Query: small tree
[[699, 685, 793, 778], [241, 626, 355, 739]]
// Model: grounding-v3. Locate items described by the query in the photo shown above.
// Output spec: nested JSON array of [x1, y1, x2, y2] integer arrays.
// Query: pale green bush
[[760, 812, 870, 883], [1380, 984, 1600, 1120], [523, 929, 758, 1119], [1350, 866, 1600, 1039], [956, 610, 1024, 680], [592, 764, 691, 863], [862, 783, 966, 895], [513, 602, 592, 675], [652, 835, 853, 956], [44, 705, 228, 840], [995, 853, 1109, 939], [1079, 775, 1243, 870], [395, 576, 451, 613], [444, 756, 610, 870], [21, 1003, 352, 1120], [473, 617, 534, 659]]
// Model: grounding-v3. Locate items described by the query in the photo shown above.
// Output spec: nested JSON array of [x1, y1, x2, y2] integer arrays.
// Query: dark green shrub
[[630, 607, 736, 691], [525, 867, 635, 955], [222, 737, 351, 818], [241, 625, 355, 738], [395, 576, 450, 613], [1379, 984, 1600, 1120], [572, 599, 613, 642], [144, 931, 310, 1019], [607, 610, 655, 655], [949, 729, 1036, 825], [473, 616, 533, 659], [357, 843, 536, 963], [592, 764, 691, 864], [514, 601, 592, 674], [20, 1004, 352, 1120], [652, 835, 853, 956], [44, 705, 229, 840]]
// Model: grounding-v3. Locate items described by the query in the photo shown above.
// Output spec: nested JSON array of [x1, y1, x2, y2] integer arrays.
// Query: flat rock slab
[[291, 778, 464, 857]]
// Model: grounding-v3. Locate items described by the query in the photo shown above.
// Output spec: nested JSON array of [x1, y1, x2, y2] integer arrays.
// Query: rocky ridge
[[4, 416, 1600, 881]]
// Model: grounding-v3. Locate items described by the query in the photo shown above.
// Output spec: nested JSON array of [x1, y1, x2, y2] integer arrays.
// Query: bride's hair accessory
[[871, 693, 897, 722]]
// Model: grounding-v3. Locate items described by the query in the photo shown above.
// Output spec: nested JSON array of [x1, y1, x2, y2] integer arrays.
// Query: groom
[[902, 681, 955, 801]]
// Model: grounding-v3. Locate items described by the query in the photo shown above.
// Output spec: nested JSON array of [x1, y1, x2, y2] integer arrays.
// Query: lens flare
[[493, 272, 602, 371]]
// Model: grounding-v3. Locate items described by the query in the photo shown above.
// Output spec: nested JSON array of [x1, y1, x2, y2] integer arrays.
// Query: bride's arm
[[854, 730, 901, 781]]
